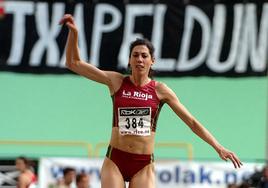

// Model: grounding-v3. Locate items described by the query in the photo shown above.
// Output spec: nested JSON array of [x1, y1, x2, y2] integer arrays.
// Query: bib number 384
[[118, 107, 151, 136]]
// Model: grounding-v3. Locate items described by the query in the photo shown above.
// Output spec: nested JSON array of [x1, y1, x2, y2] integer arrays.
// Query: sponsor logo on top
[[122, 90, 152, 100]]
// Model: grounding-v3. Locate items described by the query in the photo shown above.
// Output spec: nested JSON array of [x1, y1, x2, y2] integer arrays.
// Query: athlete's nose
[[137, 55, 143, 63]]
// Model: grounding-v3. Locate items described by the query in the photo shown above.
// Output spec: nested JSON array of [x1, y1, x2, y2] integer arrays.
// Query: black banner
[[0, 0, 267, 77]]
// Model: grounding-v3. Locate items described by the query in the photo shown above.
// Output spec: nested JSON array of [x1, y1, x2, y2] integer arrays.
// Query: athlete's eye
[[132, 53, 149, 59], [142, 54, 148, 58]]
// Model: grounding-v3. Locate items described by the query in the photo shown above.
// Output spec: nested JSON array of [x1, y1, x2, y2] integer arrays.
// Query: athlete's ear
[[128, 61, 131, 71], [151, 57, 155, 65]]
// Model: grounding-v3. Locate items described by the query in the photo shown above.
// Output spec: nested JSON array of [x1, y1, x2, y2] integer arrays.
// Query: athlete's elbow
[[65, 60, 74, 71], [65, 60, 71, 68], [65, 60, 79, 70]]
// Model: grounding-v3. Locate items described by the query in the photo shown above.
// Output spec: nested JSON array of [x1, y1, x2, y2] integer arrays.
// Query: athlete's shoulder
[[155, 81, 170, 91], [155, 81, 176, 102], [105, 71, 124, 80], [103, 71, 125, 95], [19, 173, 31, 184]]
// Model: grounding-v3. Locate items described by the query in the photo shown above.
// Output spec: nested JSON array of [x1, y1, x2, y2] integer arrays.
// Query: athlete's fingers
[[65, 22, 78, 33], [59, 14, 75, 25], [220, 152, 236, 168], [229, 155, 237, 169], [218, 149, 242, 169], [225, 152, 242, 169], [59, 17, 74, 25], [232, 153, 243, 168], [59, 14, 78, 34], [221, 155, 228, 161]]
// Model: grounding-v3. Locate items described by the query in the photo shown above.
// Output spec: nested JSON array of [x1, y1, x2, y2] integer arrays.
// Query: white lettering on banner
[[207, 4, 242, 72], [29, 3, 64, 66], [90, 4, 122, 67], [118, 5, 154, 68], [152, 5, 176, 71], [0, 166, 19, 186], [236, 4, 268, 73], [4, 2, 268, 74], [177, 6, 211, 71], [118, 4, 174, 71], [177, 4, 268, 73], [59, 3, 88, 67], [6, 2, 34, 65], [39, 158, 265, 188]]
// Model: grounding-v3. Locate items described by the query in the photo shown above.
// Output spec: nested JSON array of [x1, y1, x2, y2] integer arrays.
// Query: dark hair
[[128, 38, 155, 78], [16, 156, 33, 168], [129, 38, 155, 59], [63, 167, 76, 176], [76, 172, 89, 184]]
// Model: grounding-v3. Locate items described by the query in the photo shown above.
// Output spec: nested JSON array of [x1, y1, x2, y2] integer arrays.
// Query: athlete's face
[[264, 167, 268, 179], [77, 176, 90, 188], [64, 171, 76, 185], [15, 159, 27, 171], [129, 45, 154, 76]]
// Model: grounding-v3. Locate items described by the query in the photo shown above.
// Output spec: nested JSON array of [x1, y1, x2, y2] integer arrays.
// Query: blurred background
[[0, 0, 267, 188]]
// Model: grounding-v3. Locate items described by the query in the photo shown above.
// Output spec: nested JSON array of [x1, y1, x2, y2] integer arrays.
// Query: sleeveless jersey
[[112, 77, 163, 136], [24, 173, 37, 188]]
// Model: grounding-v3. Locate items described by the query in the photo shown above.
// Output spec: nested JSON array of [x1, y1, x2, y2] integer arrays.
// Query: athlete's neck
[[129, 75, 151, 87]]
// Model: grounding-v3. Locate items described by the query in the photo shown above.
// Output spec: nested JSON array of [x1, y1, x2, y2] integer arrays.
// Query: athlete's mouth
[[136, 65, 144, 69]]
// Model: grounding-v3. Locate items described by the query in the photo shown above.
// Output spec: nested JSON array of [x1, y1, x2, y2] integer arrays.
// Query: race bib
[[118, 107, 151, 136]]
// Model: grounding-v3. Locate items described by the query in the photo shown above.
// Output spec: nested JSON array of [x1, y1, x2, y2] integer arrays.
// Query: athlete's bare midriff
[[109, 127, 155, 154]]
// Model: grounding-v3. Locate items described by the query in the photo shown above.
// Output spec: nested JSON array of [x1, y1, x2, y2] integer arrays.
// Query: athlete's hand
[[59, 14, 78, 34], [218, 147, 243, 169]]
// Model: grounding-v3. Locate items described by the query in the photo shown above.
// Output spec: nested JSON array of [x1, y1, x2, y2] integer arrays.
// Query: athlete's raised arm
[[59, 14, 123, 94], [156, 82, 243, 169]]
